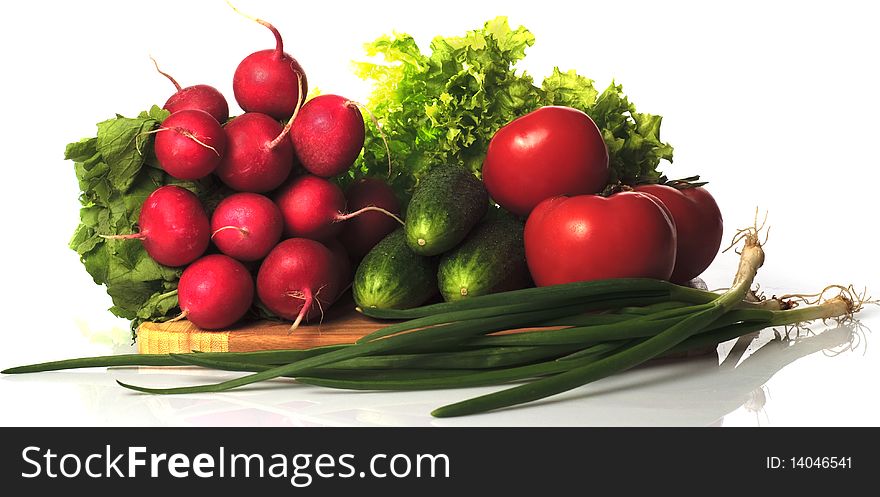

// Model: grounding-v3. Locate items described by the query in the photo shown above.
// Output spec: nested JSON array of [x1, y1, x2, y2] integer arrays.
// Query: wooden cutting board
[[137, 303, 383, 354], [137, 295, 717, 356]]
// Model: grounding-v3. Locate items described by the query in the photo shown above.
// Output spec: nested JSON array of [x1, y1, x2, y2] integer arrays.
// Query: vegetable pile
[[66, 15, 682, 333], [5, 11, 869, 417]]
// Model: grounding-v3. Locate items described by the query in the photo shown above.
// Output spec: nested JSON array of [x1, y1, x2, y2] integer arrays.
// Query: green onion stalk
[[1, 229, 861, 417]]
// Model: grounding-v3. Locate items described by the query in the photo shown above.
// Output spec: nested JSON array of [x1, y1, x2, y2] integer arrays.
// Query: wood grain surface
[[137, 301, 385, 354]]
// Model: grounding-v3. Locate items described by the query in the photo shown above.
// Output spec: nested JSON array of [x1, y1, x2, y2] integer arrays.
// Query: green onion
[[430, 232, 766, 417], [473, 307, 770, 347], [1, 354, 179, 374], [3, 230, 859, 419], [357, 278, 679, 319], [291, 318, 784, 392], [555, 340, 635, 362], [0, 346, 349, 374], [431, 306, 727, 417], [116, 305, 586, 395], [296, 350, 608, 391], [170, 355, 483, 381], [356, 293, 670, 343], [615, 301, 692, 315]]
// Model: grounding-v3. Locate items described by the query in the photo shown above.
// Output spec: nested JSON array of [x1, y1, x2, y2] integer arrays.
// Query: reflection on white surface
[[1, 321, 869, 427]]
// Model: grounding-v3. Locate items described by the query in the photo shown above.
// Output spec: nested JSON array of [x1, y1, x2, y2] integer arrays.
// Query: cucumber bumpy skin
[[405, 166, 489, 256], [354, 228, 438, 310], [438, 215, 531, 302]]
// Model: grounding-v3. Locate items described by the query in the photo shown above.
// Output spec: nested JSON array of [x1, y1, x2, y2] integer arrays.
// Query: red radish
[[256, 238, 339, 330], [151, 56, 229, 123], [228, 3, 307, 120], [524, 191, 676, 286], [274, 175, 403, 241], [339, 178, 401, 261], [102, 185, 210, 267], [483, 106, 610, 216], [634, 184, 723, 283], [177, 254, 254, 329], [215, 72, 303, 193], [215, 112, 295, 193], [211, 192, 283, 261], [324, 238, 353, 301], [291, 95, 365, 177], [274, 175, 345, 240], [153, 109, 227, 180]]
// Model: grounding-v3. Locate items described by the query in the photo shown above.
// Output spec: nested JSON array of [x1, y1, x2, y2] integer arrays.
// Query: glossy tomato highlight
[[482, 106, 609, 216], [524, 192, 676, 286]]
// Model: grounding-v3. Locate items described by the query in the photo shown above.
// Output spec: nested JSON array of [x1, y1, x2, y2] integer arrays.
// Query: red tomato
[[633, 184, 723, 283], [524, 192, 676, 286], [482, 106, 609, 216]]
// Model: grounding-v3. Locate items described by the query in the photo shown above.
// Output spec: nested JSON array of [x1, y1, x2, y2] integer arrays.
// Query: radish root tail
[[135, 126, 220, 157], [335, 205, 404, 225], [175, 128, 221, 157], [136, 127, 169, 156], [166, 309, 189, 323], [139, 127, 220, 157], [149, 55, 182, 91], [269, 73, 304, 149], [286, 288, 314, 334], [313, 285, 328, 327], [100, 233, 146, 240], [211, 226, 249, 239], [225, 0, 283, 54]]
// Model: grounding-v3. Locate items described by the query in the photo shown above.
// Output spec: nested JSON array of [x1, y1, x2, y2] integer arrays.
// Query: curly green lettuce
[[348, 17, 674, 200]]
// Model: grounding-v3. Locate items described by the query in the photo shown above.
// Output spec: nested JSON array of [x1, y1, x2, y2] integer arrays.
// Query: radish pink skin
[[215, 113, 294, 193], [178, 254, 254, 330], [634, 184, 723, 283], [164, 84, 230, 124], [273, 175, 345, 241], [154, 109, 227, 180], [233, 49, 308, 121], [291, 94, 365, 177], [138, 185, 210, 267], [256, 238, 339, 322], [210, 193, 283, 261], [339, 178, 401, 261], [324, 238, 353, 302], [483, 106, 610, 216]]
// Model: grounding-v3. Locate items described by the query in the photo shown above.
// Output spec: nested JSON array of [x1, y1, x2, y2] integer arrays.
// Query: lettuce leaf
[[352, 17, 673, 201]]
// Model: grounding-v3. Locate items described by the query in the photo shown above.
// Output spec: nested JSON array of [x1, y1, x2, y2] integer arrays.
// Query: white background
[[0, 0, 877, 426]]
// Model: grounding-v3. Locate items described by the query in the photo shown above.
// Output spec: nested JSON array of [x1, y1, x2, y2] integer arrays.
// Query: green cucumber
[[405, 165, 489, 256], [353, 228, 438, 310], [437, 214, 532, 302]]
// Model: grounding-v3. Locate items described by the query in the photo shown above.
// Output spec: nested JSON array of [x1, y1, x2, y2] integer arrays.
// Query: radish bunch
[[123, 5, 401, 331]]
